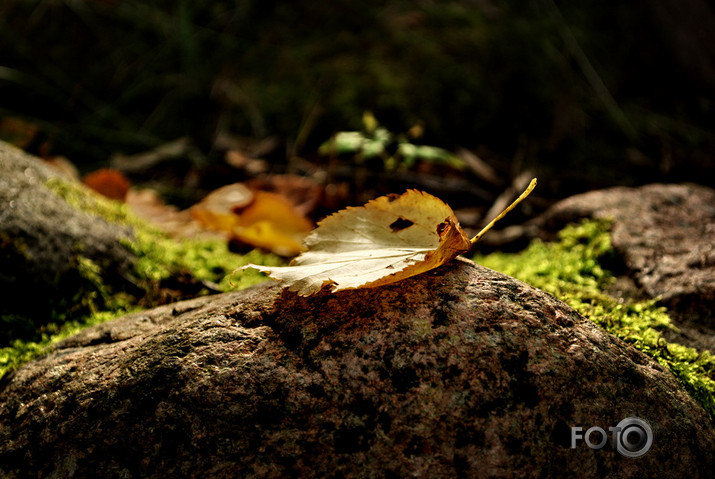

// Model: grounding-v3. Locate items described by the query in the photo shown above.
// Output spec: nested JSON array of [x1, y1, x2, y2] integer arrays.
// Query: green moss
[[474, 219, 715, 421], [0, 231, 29, 260], [124, 230, 279, 292], [0, 308, 136, 377], [45, 177, 137, 225], [0, 178, 280, 379], [44, 176, 281, 291]]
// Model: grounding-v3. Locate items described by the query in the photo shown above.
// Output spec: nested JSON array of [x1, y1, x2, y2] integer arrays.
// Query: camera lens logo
[[613, 417, 653, 458], [571, 417, 653, 458]]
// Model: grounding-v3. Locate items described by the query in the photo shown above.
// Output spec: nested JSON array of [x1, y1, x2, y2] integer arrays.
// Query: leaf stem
[[470, 178, 537, 245]]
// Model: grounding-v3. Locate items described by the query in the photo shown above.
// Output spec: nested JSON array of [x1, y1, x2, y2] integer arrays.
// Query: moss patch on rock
[[0, 177, 280, 378], [474, 219, 715, 420], [45, 176, 281, 290]]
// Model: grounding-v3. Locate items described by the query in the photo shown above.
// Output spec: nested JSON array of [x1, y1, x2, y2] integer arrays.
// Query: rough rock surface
[[0, 141, 137, 339], [539, 183, 715, 351], [1, 261, 712, 478]]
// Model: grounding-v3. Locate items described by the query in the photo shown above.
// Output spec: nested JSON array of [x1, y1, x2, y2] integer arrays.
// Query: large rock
[[0, 141, 138, 341], [1, 261, 712, 478], [0, 141, 238, 345], [539, 183, 715, 351]]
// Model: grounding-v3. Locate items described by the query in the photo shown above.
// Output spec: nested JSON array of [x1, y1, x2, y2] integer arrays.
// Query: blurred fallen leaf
[[191, 184, 313, 256], [239, 179, 536, 296], [190, 183, 253, 232], [231, 191, 314, 256], [83, 168, 131, 201], [248, 174, 323, 217], [126, 189, 211, 239], [44, 156, 80, 180]]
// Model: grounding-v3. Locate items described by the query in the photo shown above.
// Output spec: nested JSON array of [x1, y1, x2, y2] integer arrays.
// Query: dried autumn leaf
[[247, 174, 323, 216], [238, 179, 536, 295], [231, 191, 314, 256], [83, 168, 131, 201], [126, 189, 208, 239], [241, 190, 471, 295], [191, 184, 313, 256], [190, 183, 253, 232]]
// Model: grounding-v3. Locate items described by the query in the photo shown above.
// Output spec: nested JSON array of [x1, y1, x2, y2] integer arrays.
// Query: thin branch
[[470, 178, 537, 245]]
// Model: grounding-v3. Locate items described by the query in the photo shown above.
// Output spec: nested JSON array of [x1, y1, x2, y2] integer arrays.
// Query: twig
[[479, 171, 534, 229], [470, 177, 537, 245], [455, 147, 502, 186], [111, 137, 194, 173]]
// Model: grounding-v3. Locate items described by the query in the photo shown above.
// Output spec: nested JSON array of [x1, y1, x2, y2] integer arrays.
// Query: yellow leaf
[[190, 183, 252, 232], [238, 179, 536, 296], [231, 191, 313, 256], [239, 190, 470, 295], [233, 191, 313, 232], [191, 185, 313, 256]]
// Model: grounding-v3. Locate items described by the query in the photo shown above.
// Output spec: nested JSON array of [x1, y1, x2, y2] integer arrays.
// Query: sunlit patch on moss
[[45, 177, 138, 226], [474, 219, 715, 421]]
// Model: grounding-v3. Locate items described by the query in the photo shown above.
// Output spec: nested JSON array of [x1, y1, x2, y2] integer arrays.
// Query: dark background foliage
[[1, 0, 713, 197]]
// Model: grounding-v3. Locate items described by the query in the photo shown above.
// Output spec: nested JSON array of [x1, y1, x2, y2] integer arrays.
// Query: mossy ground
[[474, 219, 715, 421], [0, 178, 281, 378]]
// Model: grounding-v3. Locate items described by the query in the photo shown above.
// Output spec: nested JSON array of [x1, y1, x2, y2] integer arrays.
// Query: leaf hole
[[436, 219, 449, 235], [390, 217, 414, 232]]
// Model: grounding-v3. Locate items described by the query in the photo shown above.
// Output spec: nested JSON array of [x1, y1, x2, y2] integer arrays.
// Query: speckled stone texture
[[1, 261, 712, 478], [538, 183, 715, 352]]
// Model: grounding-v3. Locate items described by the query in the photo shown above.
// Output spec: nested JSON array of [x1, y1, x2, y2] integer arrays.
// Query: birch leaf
[[238, 190, 468, 295], [238, 180, 536, 296]]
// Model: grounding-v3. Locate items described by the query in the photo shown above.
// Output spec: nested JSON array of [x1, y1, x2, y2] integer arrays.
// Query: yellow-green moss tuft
[[44, 176, 281, 290]]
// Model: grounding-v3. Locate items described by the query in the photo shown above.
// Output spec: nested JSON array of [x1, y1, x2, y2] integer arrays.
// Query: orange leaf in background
[[191, 184, 313, 256], [233, 191, 313, 230], [83, 168, 131, 201]]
